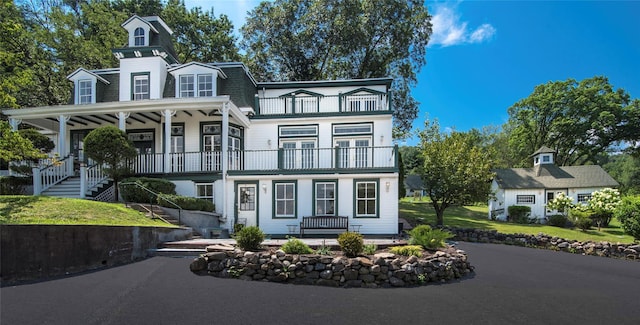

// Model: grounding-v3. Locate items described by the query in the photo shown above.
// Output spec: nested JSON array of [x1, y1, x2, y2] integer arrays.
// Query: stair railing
[[119, 181, 183, 224], [80, 160, 108, 198], [32, 154, 74, 195]]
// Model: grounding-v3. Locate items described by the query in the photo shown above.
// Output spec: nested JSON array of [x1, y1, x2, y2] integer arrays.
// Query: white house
[[489, 146, 619, 222], [1, 15, 399, 236]]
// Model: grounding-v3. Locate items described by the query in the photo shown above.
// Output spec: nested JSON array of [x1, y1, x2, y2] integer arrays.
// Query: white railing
[[80, 161, 108, 198], [33, 155, 74, 195], [257, 94, 388, 115], [130, 146, 397, 174], [93, 184, 115, 202]]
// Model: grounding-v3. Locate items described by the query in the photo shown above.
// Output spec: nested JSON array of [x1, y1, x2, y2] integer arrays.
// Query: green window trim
[[312, 179, 338, 216], [131, 72, 150, 100], [272, 180, 298, 219], [353, 178, 380, 218]]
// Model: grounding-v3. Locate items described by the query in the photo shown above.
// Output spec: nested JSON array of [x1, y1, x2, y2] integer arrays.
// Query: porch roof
[[2, 96, 251, 131]]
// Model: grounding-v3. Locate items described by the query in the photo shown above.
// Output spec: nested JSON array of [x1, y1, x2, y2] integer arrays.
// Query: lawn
[[400, 198, 634, 244], [0, 195, 176, 227]]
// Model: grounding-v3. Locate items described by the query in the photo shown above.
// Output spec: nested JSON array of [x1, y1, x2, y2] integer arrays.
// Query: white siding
[[119, 57, 168, 101]]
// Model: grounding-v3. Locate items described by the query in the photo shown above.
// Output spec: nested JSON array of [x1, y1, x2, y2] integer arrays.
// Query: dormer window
[[77, 79, 93, 104], [542, 155, 550, 163], [134, 27, 145, 46], [133, 73, 150, 100], [178, 74, 213, 98]]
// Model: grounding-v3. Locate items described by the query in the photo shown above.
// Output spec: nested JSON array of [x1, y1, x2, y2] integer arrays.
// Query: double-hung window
[[133, 74, 149, 100], [134, 27, 145, 46], [78, 79, 92, 104], [179, 73, 213, 98], [196, 183, 214, 202], [274, 181, 296, 218], [355, 180, 378, 218], [180, 75, 195, 97], [198, 74, 213, 97], [314, 181, 336, 216]]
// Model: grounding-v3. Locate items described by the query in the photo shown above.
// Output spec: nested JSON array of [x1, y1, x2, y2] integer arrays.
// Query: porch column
[[8, 118, 21, 131], [57, 115, 70, 156], [220, 102, 230, 230], [116, 112, 130, 131], [163, 109, 176, 173]]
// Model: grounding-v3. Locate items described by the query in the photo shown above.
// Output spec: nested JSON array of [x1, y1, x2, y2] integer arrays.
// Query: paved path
[[2, 243, 639, 325]]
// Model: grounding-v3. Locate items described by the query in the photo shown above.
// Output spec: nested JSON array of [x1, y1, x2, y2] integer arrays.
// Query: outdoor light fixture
[[262, 184, 267, 193], [385, 181, 390, 192]]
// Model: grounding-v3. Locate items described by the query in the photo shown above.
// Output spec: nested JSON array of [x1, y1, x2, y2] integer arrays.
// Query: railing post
[[334, 146, 340, 169], [80, 163, 87, 198], [394, 145, 399, 169], [278, 148, 283, 170], [66, 154, 74, 177], [254, 94, 260, 115], [32, 167, 41, 195]]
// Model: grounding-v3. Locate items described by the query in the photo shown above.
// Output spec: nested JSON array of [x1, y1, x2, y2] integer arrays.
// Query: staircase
[[41, 177, 82, 198], [129, 203, 181, 226]]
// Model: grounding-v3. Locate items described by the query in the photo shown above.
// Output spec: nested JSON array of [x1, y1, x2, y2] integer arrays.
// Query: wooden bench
[[300, 216, 349, 237]]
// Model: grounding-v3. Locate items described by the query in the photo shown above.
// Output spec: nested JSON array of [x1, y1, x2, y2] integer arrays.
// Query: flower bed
[[190, 245, 473, 288]]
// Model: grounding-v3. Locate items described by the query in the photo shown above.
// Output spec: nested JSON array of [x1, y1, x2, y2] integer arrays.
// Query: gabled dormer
[[168, 62, 228, 98], [531, 146, 556, 166], [112, 15, 178, 64], [67, 68, 110, 105]]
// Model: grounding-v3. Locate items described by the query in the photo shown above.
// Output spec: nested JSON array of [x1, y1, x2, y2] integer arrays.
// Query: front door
[[545, 189, 567, 216], [237, 184, 257, 228]]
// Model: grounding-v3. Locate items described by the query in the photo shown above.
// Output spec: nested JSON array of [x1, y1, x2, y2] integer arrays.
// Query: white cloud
[[429, 3, 496, 47]]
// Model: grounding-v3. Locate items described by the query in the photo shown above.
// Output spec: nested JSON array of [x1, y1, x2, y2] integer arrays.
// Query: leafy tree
[[614, 196, 640, 241], [506, 76, 639, 167], [398, 145, 424, 175], [18, 129, 55, 154], [603, 154, 640, 195], [83, 126, 137, 200], [0, 121, 46, 163], [418, 120, 495, 226], [241, 0, 432, 138]]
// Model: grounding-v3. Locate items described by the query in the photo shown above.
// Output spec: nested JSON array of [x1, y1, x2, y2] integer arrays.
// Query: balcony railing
[[131, 146, 397, 174], [257, 93, 389, 116]]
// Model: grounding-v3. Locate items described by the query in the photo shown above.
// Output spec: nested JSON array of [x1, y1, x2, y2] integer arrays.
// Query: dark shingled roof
[[404, 175, 424, 190], [530, 146, 556, 157], [494, 164, 619, 189]]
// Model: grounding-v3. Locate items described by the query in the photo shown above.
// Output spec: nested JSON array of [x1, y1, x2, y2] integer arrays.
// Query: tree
[[18, 129, 55, 154], [241, 0, 432, 138], [603, 153, 640, 195], [398, 146, 424, 175], [83, 126, 137, 200], [418, 120, 495, 226], [614, 196, 640, 241], [506, 76, 640, 167], [0, 121, 46, 163]]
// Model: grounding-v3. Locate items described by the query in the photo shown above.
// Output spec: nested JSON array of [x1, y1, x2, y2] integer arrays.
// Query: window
[[274, 182, 296, 218], [577, 194, 592, 203], [517, 195, 535, 204], [333, 123, 373, 136], [133, 74, 149, 100], [315, 181, 336, 216], [78, 79, 92, 104], [279, 125, 318, 137], [239, 186, 255, 211], [198, 74, 213, 97], [201, 123, 243, 171], [543, 155, 551, 162], [134, 27, 145, 46], [180, 75, 194, 97], [195, 183, 214, 201], [355, 180, 377, 217]]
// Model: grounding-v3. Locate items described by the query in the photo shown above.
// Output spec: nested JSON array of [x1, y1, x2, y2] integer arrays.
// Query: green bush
[[281, 237, 313, 254], [547, 214, 568, 228], [508, 205, 531, 224], [0, 176, 32, 195], [234, 223, 245, 233], [407, 225, 454, 249], [363, 243, 377, 255], [590, 211, 613, 228], [389, 245, 423, 257], [614, 196, 640, 241], [120, 177, 176, 203], [235, 226, 265, 251], [570, 209, 592, 231], [157, 194, 214, 211], [338, 231, 364, 257]]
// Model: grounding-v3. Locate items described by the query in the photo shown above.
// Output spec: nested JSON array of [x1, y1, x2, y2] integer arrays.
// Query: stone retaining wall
[[445, 227, 640, 260], [190, 247, 473, 288]]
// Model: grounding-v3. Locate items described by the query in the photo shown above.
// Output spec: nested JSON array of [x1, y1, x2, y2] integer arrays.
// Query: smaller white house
[[489, 146, 619, 222]]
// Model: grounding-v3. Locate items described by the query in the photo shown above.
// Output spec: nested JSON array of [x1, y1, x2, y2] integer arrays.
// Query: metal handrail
[[119, 181, 183, 224]]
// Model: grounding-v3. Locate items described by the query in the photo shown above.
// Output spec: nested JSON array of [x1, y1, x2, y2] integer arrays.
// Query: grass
[[0, 195, 177, 227], [400, 198, 635, 244]]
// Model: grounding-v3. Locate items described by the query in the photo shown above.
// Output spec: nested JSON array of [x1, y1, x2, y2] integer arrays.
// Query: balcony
[[256, 93, 390, 116], [131, 146, 398, 175]]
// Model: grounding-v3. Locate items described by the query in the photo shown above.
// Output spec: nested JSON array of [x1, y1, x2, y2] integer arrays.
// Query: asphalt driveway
[[2, 242, 639, 325]]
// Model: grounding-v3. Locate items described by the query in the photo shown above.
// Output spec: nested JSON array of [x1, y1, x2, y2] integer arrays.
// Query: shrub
[[0, 176, 32, 195], [614, 196, 640, 241], [389, 245, 423, 257], [315, 240, 332, 255], [157, 194, 214, 211], [407, 225, 454, 249], [338, 232, 364, 257], [363, 243, 377, 255], [234, 223, 245, 233], [547, 214, 568, 228], [570, 209, 592, 231], [508, 205, 531, 224], [235, 226, 265, 251], [281, 237, 313, 254], [120, 177, 176, 203]]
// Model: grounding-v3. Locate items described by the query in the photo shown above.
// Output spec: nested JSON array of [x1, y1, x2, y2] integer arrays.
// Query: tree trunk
[[436, 209, 445, 226]]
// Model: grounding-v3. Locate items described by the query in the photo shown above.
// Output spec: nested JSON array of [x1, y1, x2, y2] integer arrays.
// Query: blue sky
[[187, 0, 640, 145]]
